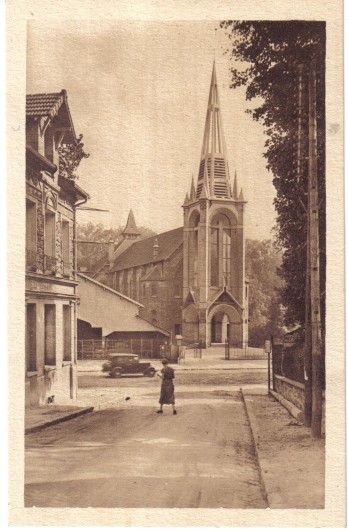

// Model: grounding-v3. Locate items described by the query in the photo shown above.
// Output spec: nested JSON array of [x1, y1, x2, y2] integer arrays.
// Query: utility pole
[[308, 60, 322, 438], [296, 64, 312, 427]]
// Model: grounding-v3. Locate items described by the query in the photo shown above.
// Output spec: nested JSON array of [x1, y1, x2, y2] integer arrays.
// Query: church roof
[[110, 226, 183, 272]]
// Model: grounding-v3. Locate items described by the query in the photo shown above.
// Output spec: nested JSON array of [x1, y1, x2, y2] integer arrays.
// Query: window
[[26, 200, 37, 251], [26, 304, 36, 371], [44, 208, 56, 273], [45, 211, 55, 256], [210, 227, 219, 286], [63, 305, 71, 361], [44, 304, 56, 365], [188, 212, 199, 288], [26, 200, 37, 270], [210, 213, 232, 287], [174, 324, 182, 336], [222, 228, 231, 285], [151, 283, 158, 297], [151, 309, 158, 325]]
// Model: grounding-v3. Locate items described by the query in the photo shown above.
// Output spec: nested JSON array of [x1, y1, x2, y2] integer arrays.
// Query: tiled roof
[[110, 226, 183, 272], [26, 91, 65, 118]]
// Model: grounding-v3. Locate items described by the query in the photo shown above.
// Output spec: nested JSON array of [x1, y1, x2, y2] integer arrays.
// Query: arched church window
[[210, 213, 232, 287], [189, 212, 200, 288], [151, 282, 158, 297]]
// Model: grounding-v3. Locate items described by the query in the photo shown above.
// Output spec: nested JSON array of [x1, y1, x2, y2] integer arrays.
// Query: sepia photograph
[[7, 0, 345, 527]]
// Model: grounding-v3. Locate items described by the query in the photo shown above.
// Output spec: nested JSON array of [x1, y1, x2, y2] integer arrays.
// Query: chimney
[[153, 238, 159, 258]]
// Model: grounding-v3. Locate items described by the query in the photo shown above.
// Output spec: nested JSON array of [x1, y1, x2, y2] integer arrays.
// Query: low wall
[[274, 374, 305, 410], [273, 374, 325, 432]]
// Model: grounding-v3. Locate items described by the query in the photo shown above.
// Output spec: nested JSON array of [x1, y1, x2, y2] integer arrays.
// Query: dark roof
[[110, 226, 183, 272], [26, 90, 76, 144], [123, 209, 141, 235], [26, 91, 65, 118]]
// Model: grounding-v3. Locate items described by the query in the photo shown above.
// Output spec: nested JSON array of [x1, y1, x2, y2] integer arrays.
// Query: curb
[[240, 388, 270, 508], [25, 406, 94, 435], [269, 390, 304, 424]]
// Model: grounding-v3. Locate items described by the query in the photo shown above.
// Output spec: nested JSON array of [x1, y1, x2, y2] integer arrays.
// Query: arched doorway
[[208, 303, 241, 346], [211, 312, 230, 343]]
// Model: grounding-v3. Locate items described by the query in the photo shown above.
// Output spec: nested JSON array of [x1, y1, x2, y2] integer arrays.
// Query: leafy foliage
[[59, 133, 90, 180], [77, 222, 156, 273], [220, 21, 326, 329], [246, 239, 284, 346]]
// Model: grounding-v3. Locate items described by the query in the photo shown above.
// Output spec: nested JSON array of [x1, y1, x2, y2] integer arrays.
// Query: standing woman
[[157, 358, 177, 415]]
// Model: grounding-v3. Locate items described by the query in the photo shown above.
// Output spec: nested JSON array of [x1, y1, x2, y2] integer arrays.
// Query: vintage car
[[102, 353, 156, 378]]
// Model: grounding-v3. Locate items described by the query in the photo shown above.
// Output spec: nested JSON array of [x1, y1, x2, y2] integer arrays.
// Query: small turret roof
[[123, 209, 141, 236]]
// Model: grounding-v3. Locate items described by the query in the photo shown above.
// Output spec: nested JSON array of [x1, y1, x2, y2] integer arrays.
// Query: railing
[[184, 342, 203, 358], [44, 254, 58, 274], [26, 248, 39, 271], [225, 340, 266, 360], [77, 338, 164, 360]]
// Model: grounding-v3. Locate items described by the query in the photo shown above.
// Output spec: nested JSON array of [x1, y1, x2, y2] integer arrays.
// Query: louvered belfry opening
[[195, 62, 231, 200]]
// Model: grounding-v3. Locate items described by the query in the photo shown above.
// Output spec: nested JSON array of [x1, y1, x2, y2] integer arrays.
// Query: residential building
[[25, 90, 89, 407]]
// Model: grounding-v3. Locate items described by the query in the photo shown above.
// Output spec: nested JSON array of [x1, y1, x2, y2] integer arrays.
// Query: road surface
[[25, 368, 268, 508]]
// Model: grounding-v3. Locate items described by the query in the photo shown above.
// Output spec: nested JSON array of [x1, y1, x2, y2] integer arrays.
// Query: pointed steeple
[[196, 62, 231, 199], [238, 188, 244, 201], [190, 175, 196, 201], [183, 192, 190, 205], [233, 171, 238, 198], [122, 209, 141, 238]]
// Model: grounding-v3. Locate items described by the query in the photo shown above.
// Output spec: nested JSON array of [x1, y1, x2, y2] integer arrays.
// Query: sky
[[27, 20, 277, 241]]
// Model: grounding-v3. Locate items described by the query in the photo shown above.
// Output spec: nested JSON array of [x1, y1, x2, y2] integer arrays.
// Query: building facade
[[95, 64, 248, 347], [182, 63, 248, 347], [25, 91, 89, 407]]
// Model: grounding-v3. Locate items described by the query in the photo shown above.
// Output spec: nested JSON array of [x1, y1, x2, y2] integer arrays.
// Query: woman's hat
[[162, 358, 169, 365]]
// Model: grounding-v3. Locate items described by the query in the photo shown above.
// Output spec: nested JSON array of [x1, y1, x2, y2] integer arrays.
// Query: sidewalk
[[25, 405, 94, 435], [241, 389, 325, 508]]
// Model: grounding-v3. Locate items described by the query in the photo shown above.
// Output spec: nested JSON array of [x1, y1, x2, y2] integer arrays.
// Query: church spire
[[196, 62, 231, 199], [122, 209, 141, 238], [233, 170, 238, 198], [190, 174, 196, 201]]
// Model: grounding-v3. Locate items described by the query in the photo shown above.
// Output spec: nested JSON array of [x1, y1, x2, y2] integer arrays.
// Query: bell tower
[[182, 63, 248, 348]]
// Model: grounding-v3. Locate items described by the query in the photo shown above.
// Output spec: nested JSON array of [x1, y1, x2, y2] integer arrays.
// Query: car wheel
[[111, 368, 122, 378], [145, 369, 156, 377]]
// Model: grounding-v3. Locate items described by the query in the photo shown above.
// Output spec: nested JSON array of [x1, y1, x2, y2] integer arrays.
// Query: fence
[[224, 341, 266, 360], [272, 333, 325, 389], [77, 338, 164, 360], [272, 332, 304, 384]]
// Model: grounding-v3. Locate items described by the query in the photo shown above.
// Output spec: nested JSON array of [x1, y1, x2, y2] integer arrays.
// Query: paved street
[[25, 360, 268, 508]]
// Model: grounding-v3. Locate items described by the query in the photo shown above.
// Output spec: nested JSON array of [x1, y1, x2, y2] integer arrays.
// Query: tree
[[59, 133, 90, 180], [220, 21, 325, 330], [76, 222, 156, 273], [246, 239, 284, 345]]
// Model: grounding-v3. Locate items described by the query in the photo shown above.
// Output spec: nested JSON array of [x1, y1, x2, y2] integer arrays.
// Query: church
[[94, 63, 249, 347]]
